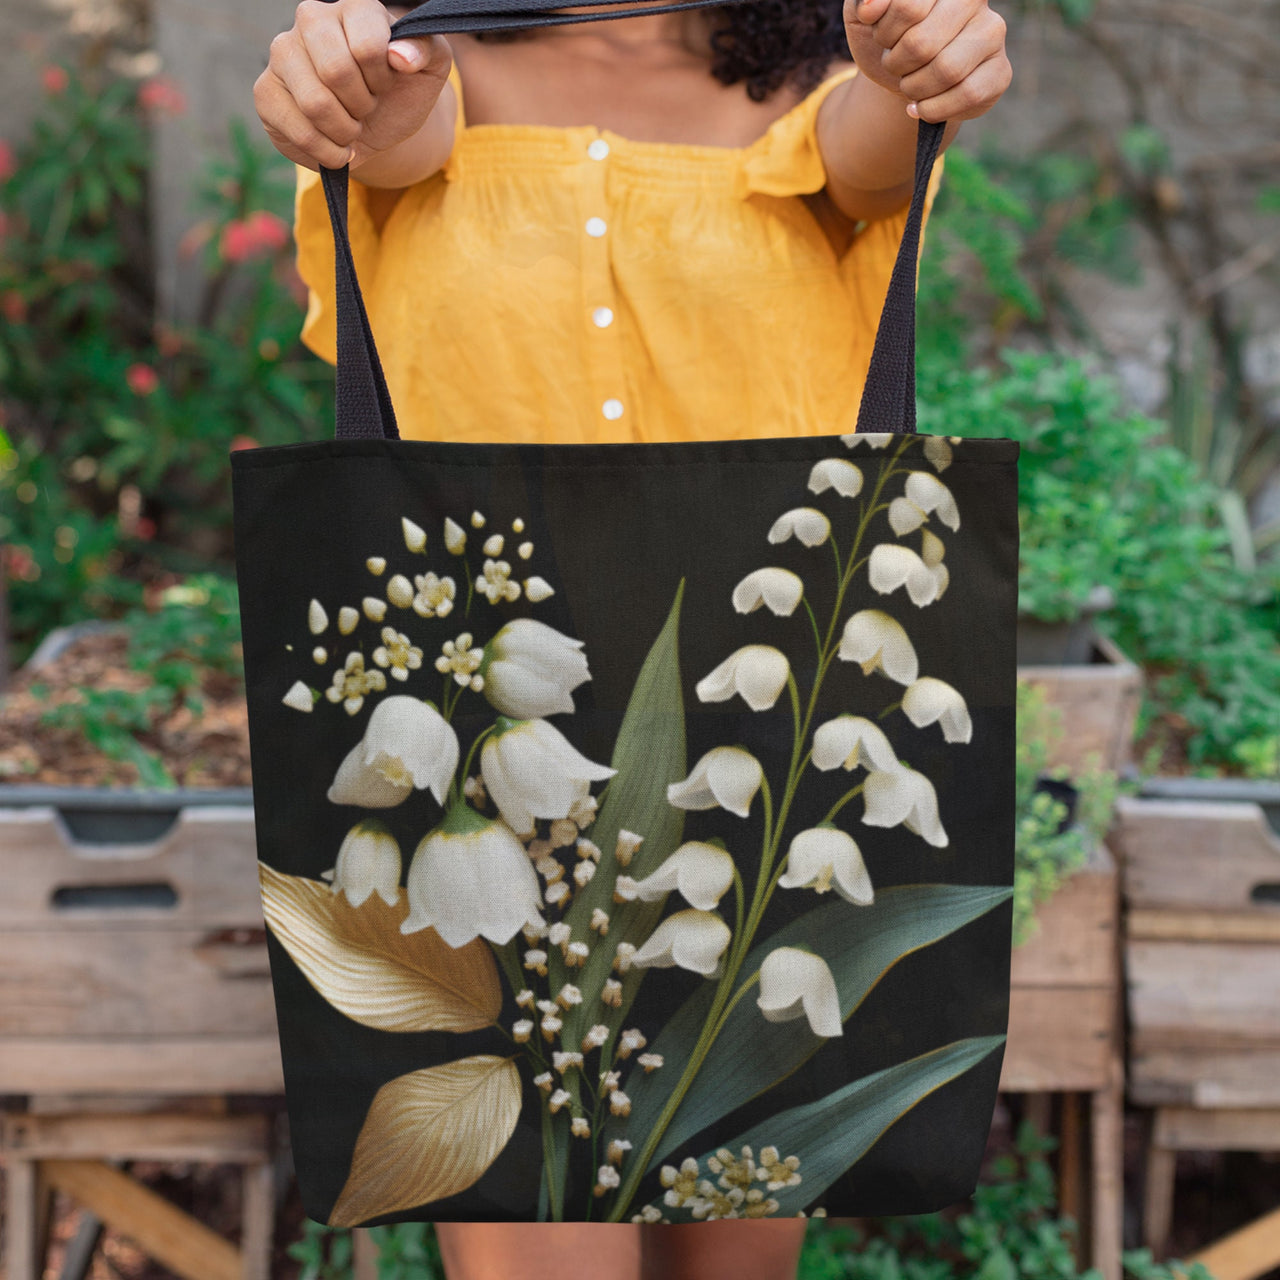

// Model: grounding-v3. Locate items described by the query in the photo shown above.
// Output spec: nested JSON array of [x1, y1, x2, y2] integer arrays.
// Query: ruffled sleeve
[[293, 60, 466, 364], [734, 65, 860, 200]]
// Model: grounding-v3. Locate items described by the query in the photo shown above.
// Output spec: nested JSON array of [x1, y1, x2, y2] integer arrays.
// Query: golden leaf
[[328, 1056, 522, 1226], [258, 860, 500, 1032]]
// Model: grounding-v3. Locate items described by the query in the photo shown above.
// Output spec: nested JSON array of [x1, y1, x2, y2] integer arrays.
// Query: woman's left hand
[[843, 0, 1012, 123]]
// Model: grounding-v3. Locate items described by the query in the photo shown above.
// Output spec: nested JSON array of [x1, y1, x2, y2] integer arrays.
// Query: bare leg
[[436, 1223, 643, 1280], [639, 1220, 808, 1280]]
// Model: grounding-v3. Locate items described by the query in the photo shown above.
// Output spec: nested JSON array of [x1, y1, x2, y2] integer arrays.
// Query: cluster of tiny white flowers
[[412, 570, 456, 618], [476, 556, 522, 604], [371, 625, 423, 681], [650, 1146, 802, 1221], [435, 632, 483, 690], [326, 651, 386, 715]]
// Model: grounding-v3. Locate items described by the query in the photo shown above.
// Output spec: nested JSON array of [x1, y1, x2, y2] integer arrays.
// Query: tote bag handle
[[318, 0, 946, 442]]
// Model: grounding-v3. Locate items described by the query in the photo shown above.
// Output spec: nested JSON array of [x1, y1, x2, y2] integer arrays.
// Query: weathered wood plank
[[1128, 1046, 1280, 1109], [1, 1111, 270, 1163], [1002, 988, 1115, 1091]]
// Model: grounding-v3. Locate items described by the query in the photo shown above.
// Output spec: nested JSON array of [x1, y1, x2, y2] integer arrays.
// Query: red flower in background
[[126, 363, 160, 396], [220, 210, 290, 263], [41, 66, 68, 95], [0, 140, 14, 183], [229, 435, 259, 451], [138, 76, 187, 116], [2, 291, 27, 324]]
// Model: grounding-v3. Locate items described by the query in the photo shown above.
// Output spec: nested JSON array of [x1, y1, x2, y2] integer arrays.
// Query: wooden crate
[[0, 802, 283, 1095], [1113, 795, 1280, 1107], [1001, 838, 1121, 1092], [1017, 632, 1144, 776]]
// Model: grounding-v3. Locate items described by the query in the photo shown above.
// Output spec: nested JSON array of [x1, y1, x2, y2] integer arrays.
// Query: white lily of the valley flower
[[696, 645, 789, 712], [923, 435, 953, 472], [837, 609, 919, 685], [767, 507, 830, 548], [483, 618, 592, 718], [863, 765, 948, 848], [401, 808, 545, 947], [902, 677, 972, 743], [840, 431, 894, 449], [481, 718, 616, 838], [327, 696, 458, 808], [807, 457, 864, 498], [757, 947, 843, 1038], [812, 715, 903, 775], [630, 841, 736, 911], [667, 746, 763, 818], [320, 819, 402, 907], [731, 567, 803, 617], [778, 827, 873, 905], [868, 532, 948, 607], [888, 472, 960, 536], [631, 909, 731, 977]]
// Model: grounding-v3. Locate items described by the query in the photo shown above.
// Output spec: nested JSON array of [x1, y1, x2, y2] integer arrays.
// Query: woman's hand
[[843, 0, 1011, 123], [255, 0, 452, 171]]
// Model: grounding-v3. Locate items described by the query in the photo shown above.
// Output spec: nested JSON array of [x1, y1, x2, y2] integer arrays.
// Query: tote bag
[[231, 1, 1021, 1226]]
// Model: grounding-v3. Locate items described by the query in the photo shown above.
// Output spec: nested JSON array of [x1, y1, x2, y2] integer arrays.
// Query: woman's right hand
[[255, 0, 452, 171]]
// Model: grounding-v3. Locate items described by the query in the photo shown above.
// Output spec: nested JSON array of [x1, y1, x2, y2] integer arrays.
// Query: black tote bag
[[231, 2, 1021, 1225]]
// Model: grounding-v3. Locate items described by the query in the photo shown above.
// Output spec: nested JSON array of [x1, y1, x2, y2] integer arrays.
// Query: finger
[[880, 0, 979, 77], [295, 0, 377, 121], [850, 0, 894, 24], [909, 50, 1012, 122], [339, 0, 399, 97], [867, 0, 939, 50], [897, 13, 1001, 102], [273, 29, 365, 147], [256, 72, 355, 169]]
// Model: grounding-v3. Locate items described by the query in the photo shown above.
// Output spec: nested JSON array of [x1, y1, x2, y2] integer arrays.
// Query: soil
[[0, 627, 251, 789]]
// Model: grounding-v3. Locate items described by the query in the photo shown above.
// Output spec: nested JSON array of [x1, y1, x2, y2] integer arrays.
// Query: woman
[[255, 0, 1009, 1274]]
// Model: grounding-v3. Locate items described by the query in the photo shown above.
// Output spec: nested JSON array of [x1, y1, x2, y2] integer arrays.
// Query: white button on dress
[[592, 306, 614, 329], [602, 399, 624, 420], [585, 217, 607, 238], [587, 138, 610, 161]]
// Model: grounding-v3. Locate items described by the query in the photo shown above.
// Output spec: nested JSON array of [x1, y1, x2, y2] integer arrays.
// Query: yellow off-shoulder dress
[[293, 60, 943, 445]]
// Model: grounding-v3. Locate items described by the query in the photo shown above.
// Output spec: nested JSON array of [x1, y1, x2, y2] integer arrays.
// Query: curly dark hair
[[475, 0, 852, 103]]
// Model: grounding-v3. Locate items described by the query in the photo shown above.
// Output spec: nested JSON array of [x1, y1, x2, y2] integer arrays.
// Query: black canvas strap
[[319, 0, 946, 440]]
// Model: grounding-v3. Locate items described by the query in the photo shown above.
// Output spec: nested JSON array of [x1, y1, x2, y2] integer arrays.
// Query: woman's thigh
[[435, 1223, 642, 1280], [639, 1220, 809, 1280]]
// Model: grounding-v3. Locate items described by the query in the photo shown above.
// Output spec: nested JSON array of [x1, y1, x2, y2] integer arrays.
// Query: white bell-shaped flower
[[483, 617, 592, 718], [868, 530, 949, 607], [320, 819, 402, 908], [757, 947, 843, 1038], [888, 472, 960, 536], [667, 746, 763, 818], [401, 807, 545, 947], [922, 435, 953, 472], [327, 695, 458, 808], [902, 677, 972, 744], [808, 457, 864, 498], [695, 645, 790, 712], [863, 765, 948, 848], [778, 827, 873, 904], [767, 507, 830, 548], [629, 841, 736, 911], [811, 714, 902, 774], [631, 908, 731, 976], [481, 717, 616, 837], [732, 568, 803, 617], [837, 609, 919, 685], [840, 431, 893, 449]]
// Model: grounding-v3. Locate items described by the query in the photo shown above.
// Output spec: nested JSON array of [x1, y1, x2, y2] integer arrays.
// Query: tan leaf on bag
[[328, 1055, 523, 1226], [258, 860, 500, 1032]]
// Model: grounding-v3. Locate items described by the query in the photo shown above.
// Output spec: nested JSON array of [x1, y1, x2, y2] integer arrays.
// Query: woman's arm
[[816, 0, 1011, 223]]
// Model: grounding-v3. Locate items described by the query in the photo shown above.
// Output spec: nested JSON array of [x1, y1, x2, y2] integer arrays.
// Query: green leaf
[[556, 580, 688, 1057], [687, 1034, 1006, 1217], [624, 882, 1012, 1172]]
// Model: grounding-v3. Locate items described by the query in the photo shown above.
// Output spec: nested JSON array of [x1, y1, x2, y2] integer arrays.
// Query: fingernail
[[906, 102, 920, 118], [388, 40, 420, 67]]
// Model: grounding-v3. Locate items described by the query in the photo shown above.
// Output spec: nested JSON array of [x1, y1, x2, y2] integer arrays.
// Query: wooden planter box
[[1017, 632, 1144, 777], [1001, 838, 1121, 1092], [1113, 794, 1280, 1107], [0, 787, 283, 1096]]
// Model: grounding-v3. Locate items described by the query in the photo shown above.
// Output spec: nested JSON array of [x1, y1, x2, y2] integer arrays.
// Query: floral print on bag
[[257, 430, 1010, 1224]]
